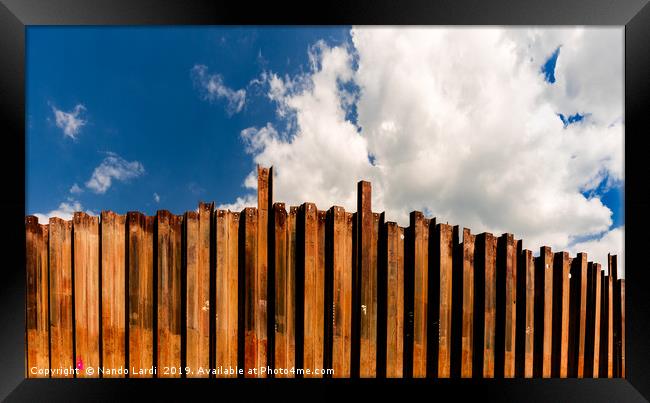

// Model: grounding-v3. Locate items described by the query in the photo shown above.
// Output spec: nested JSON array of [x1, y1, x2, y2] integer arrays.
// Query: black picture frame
[[1, 0, 648, 401]]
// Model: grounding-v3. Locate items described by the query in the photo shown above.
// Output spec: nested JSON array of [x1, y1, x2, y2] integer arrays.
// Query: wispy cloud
[[85, 152, 145, 194], [191, 64, 246, 115], [69, 183, 84, 194], [153, 192, 160, 203], [52, 103, 87, 139]]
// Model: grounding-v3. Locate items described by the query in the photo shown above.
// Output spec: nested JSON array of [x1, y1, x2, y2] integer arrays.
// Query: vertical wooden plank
[[461, 229, 475, 378], [437, 223, 453, 378], [73, 212, 100, 378], [473, 232, 497, 378], [410, 212, 427, 378], [533, 246, 553, 378], [584, 262, 601, 377], [332, 207, 352, 378], [611, 255, 623, 378], [515, 249, 535, 378], [495, 234, 516, 378], [157, 211, 182, 378], [287, 207, 298, 376], [185, 204, 212, 377], [385, 222, 404, 378], [316, 209, 327, 377], [273, 204, 289, 376], [606, 270, 613, 377], [101, 211, 126, 377], [215, 210, 240, 376], [49, 218, 73, 378], [618, 279, 625, 378], [301, 202, 322, 377], [357, 181, 377, 377], [551, 251, 570, 378], [257, 167, 269, 375], [26, 217, 49, 377], [568, 253, 588, 377], [127, 212, 154, 378], [242, 207, 260, 377]]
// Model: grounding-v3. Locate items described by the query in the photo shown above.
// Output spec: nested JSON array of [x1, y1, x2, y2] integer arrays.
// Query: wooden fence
[[25, 166, 625, 378]]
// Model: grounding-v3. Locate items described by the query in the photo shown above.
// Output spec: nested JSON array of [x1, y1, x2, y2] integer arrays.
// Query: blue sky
[[26, 27, 624, 270], [27, 26, 350, 216]]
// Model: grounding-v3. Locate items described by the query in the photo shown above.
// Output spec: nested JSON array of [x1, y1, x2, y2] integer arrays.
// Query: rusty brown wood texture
[[127, 212, 154, 378], [48, 218, 73, 377], [332, 207, 352, 377], [568, 252, 588, 378], [73, 212, 100, 378], [185, 204, 212, 377], [101, 211, 126, 377], [583, 262, 601, 377], [357, 181, 377, 377], [385, 222, 404, 378], [25, 165, 624, 379], [515, 248, 534, 378], [215, 209, 239, 377], [26, 216, 49, 378], [157, 210, 182, 378]]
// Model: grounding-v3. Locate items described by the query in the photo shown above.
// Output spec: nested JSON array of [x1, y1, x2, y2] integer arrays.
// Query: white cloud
[[69, 183, 83, 194], [571, 226, 624, 278], [33, 200, 96, 224], [85, 152, 145, 194], [191, 64, 246, 114], [153, 192, 160, 203], [52, 104, 87, 139], [224, 27, 623, 271], [216, 194, 258, 212]]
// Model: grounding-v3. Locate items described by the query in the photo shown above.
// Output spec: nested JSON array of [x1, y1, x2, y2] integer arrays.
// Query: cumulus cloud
[[227, 27, 623, 269], [85, 152, 145, 194], [191, 64, 246, 114], [571, 226, 624, 278], [52, 104, 87, 139], [33, 200, 96, 224]]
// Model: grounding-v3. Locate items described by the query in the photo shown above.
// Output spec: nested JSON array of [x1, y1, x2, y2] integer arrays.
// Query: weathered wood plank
[[495, 234, 516, 378], [332, 207, 352, 377], [242, 207, 261, 377], [410, 211, 427, 378], [472, 232, 497, 378], [26, 216, 49, 378], [552, 251, 570, 378], [357, 181, 377, 377], [257, 167, 269, 375], [273, 204, 289, 376], [215, 210, 239, 376], [584, 262, 601, 377], [127, 212, 154, 378], [460, 228, 475, 378], [515, 248, 535, 378], [533, 246, 553, 378], [73, 213, 100, 378], [157, 210, 182, 378], [101, 211, 126, 377], [568, 253, 588, 378], [48, 218, 73, 378], [185, 203, 212, 377], [385, 222, 404, 378], [436, 223, 453, 378], [618, 279, 625, 378], [301, 202, 322, 377], [598, 260, 614, 378], [611, 255, 623, 378]]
